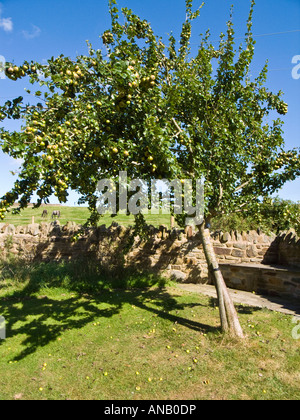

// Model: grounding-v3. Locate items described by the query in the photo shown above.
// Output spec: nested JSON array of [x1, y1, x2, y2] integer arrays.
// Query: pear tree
[[1, 0, 300, 337]]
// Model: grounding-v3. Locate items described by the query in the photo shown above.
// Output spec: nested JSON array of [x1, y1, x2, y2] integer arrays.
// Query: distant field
[[2, 205, 175, 229]]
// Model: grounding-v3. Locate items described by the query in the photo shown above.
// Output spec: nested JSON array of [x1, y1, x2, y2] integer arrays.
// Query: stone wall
[[219, 262, 300, 298], [0, 221, 300, 298]]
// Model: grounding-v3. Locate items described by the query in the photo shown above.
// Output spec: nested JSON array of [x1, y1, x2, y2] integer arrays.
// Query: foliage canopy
[[0, 0, 299, 225]]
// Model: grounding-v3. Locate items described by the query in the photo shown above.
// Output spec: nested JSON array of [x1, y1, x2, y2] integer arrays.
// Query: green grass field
[[0, 260, 299, 400], [2, 205, 174, 228]]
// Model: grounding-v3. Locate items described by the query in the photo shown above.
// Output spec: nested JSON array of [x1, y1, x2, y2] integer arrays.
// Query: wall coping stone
[[219, 262, 300, 273]]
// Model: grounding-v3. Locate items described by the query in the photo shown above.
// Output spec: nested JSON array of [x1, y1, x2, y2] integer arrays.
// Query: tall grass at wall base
[[0, 256, 168, 297]]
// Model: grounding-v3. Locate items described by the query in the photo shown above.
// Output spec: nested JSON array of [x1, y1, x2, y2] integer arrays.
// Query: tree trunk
[[198, 222, 244, 338]]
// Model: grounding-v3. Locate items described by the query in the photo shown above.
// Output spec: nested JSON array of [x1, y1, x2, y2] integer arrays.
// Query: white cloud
[[22, 24, 41, 40], [0, 17, 13, 32], [0, 4, 13, 32]]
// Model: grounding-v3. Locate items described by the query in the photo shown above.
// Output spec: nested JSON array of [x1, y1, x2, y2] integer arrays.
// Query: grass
[[0, 259, 299, 400], [2, 205, 174, 228]]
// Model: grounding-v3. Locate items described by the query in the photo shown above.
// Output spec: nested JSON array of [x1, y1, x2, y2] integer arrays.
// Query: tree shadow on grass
[[0, 293, 123, 361], [207, 296, 263, 316], [0, 260, 219, 361], [133, 289, 218, 335]]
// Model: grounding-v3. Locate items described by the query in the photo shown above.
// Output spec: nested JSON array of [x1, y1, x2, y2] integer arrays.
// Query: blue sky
[[0, 0, 299, 205]]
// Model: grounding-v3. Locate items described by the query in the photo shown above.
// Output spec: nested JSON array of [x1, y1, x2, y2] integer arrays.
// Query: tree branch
[[234, 176, 255, 193], [172, 118, 182, 138]]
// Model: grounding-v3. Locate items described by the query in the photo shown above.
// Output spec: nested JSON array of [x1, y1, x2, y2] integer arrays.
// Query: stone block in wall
[[240, 231, 247, 241], [214, 246, 232, 256], [257, 248, 267, 256], [97, 224, 107, 234], [156, 231, 163, 239], [246, 245, 258, 258], [16, 225, 27, 234], [62, 221, 80, 234], [184, 257, 198, 265], [233, 243, 246, 250], [235, 231, 243, 242], [241, 258, 252, 263], [171, 265, 184, 270], [265, 276, 283, 287], [278, 234, 300, 268], [117, 225, 128, 239], [169, 269, 187, 282], [184, 226, 194, 239], [213, 242, 226, 248], [4, 224, 15, 235], [230, 277, 242, 286], [48, 221, 61, 236], [259, 234, 273, 244], [247, 230, 258, 243], [168, 256, 182, 265], [283, 229, 297, 242], [231, 249, 245, 258], [220, 232, 231, 243], [229, 230, 234, 240], [158, 225, 169, 239], [211, 231, 222, 241], [40, 222, 52, 236], [224, 255, 241, 262], [26, 223, 40, 236], [250, 258, 264, 263]]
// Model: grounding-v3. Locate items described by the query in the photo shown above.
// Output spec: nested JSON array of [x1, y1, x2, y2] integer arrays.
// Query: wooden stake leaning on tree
[[199, 222, 244, 338]]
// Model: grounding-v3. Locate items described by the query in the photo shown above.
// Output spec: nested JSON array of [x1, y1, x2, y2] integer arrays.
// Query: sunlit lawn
[[0, 260, 299, 400]]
